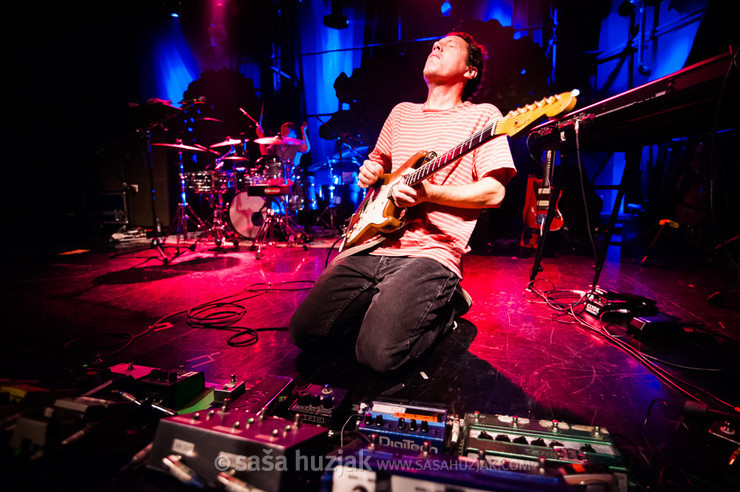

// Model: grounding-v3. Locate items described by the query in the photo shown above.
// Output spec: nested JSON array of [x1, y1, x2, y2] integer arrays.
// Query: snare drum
[[228, 192, 266, 238], [185, 170, 235, 194]]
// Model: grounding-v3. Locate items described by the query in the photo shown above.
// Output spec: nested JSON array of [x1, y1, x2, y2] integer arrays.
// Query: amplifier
[[357, 399, 448, 455], [148, 409, 329, 491], [460, 412, 630, 491]]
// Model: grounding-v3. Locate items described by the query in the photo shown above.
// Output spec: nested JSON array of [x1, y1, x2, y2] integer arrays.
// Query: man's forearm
[[424, 176, 505, 209]]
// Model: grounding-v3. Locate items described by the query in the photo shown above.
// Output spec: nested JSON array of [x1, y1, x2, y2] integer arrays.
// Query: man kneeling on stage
[[289, 32, 516, 373]]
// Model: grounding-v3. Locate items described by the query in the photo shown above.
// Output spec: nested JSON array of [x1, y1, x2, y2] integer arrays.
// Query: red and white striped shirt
[[367, 101, 516, 278]]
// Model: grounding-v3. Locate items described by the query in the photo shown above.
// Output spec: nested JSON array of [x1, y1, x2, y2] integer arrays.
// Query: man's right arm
[[358, 160, 386, 188]]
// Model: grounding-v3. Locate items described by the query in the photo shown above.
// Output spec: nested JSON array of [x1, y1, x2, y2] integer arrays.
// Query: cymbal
[[152, 142, 211, 152], [220, 155, 249, 161], [254, 135, 305, 146], [194, 117, 224, 124], [210, 138, 249, 148]]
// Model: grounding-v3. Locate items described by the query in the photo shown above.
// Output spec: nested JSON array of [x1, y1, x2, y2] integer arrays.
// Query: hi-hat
[[210, 138, 249, 148], [254, 135, 305, 146]]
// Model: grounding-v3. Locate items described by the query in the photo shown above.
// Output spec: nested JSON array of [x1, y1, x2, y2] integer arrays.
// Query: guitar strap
[[329, 235, 386, 265]]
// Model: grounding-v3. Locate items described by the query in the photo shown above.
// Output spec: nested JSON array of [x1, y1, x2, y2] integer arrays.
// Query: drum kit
[[151, 133, 310, 256]]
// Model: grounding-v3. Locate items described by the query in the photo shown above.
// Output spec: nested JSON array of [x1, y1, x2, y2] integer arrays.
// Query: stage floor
[[2, 235, 739, 490]]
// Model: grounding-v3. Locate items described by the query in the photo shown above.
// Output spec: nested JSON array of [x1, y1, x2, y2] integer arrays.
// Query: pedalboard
[[460, 412, 630, 491], [357, 399, 448, 454], [287, 383, 349, 428]]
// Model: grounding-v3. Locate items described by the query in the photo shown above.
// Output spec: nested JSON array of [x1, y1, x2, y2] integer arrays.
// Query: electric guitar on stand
[[339, 90, 579, 253], [520, 149, 564, 249]]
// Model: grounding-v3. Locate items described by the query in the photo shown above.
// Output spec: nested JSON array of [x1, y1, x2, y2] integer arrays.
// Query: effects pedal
[[584, 286, 657, 318], [460, 412, 630, 491], [357, 399, 448, 454], [133, 368, 205, 411], [148, 409, 329, 491], [211, 375, 246, 405], [229, 375, 294, 414], [287, 383, 349, 428], [322, 439, 565, 492]]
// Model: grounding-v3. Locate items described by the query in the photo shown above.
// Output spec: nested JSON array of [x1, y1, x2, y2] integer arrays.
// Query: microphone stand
[[110, 110, 182, 263]]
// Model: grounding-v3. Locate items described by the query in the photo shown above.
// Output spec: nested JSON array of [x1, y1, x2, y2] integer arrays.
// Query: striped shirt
[[367, 101, 516, 279]]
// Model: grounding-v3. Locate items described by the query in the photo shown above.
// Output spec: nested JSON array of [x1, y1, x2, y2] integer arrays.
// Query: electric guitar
[[339, 90, 579, 252], [520, 149, 564, 249]]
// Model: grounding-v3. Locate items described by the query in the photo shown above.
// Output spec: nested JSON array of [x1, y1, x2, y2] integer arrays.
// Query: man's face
[[423, 35, 473, 85]]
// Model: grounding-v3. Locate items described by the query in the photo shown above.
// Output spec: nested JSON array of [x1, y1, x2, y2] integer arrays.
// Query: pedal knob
[[375, 414, 384, 427], [364, 414, 374, 426], [409, 419, 417, 431], [420, 420, 429, 433], [321, 394, 334, 409], [397, 418, 406, 429]]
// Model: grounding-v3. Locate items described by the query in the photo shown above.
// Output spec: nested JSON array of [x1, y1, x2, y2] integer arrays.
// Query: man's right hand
[[358, 160, 385, 188]]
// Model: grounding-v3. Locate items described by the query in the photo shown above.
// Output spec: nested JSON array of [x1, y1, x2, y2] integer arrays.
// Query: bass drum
[[228, 192, 266, 239]]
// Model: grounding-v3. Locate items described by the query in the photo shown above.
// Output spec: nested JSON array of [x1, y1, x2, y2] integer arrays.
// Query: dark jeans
[[289, 254, 459, 373]]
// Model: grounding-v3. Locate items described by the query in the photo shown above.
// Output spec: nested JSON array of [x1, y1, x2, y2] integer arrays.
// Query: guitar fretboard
[[404, 121, 500, 187]]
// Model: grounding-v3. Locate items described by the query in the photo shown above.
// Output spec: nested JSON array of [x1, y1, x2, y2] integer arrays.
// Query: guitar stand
[[528, 166, 565, 284]]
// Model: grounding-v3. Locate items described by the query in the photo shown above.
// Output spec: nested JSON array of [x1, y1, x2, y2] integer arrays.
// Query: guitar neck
[[402, 90, 579, 187], [404, 121, 500, 187]]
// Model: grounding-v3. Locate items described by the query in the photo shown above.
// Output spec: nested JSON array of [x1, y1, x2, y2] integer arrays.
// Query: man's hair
[[281, 122, 297, 135], [446, 31, 486, 101]]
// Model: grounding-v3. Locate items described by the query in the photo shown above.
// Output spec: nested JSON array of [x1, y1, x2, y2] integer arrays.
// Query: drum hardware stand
[[251, 194, 308, 259], [160, 142, 208, 258], [191, 192, 239, 250], [316, 159, 342, 231]]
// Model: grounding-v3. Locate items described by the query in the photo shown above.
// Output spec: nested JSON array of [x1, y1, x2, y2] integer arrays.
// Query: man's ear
[[465, 66, 478, 80]]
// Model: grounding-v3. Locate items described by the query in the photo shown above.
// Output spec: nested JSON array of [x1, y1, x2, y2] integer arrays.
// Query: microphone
[[180, 96, 207, 105]]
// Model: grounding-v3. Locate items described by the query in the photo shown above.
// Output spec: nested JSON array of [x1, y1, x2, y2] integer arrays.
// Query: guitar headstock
[[498, 89, 580, 137]]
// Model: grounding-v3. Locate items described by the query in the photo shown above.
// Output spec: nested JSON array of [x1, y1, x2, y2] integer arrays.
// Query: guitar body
[[520, 177, 564, 248], [522, 176, 564, 230], [341, 151, 431, 251]]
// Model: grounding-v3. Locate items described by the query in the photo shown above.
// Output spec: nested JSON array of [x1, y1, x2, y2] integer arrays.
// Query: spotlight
[[324, 0, 348, 29], [440, 1, 452, 17], [617, 0, 636, 17]]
